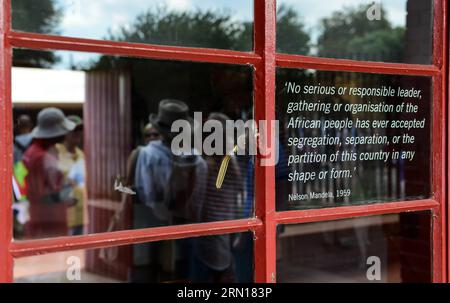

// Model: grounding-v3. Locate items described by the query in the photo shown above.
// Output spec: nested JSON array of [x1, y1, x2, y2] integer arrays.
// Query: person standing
[[135, 99, 207, 226], [55, 115, 85, 236], [114, 123, 160, 282], [12, 115, 34, 237], [191, 112, 244, 282], [14, 114, 34, 164], [23, 107, 76, 238], [134, 99, 207, 281], [126, 123, 161, 190]]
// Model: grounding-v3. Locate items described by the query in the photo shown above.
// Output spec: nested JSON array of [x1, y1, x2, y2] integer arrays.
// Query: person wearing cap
[[135, 99, 207, 224], [55, 115, 85, 236], [22, 107, 77, 238], [134, 99, 207, 281]]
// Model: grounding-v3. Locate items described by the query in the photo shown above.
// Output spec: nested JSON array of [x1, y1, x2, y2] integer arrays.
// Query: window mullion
[[253, 0, 277, 283], [0, 0, 13, 283]]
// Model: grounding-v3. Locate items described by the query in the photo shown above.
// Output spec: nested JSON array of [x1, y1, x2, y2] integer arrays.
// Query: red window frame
[[0, 0, 447, 283]]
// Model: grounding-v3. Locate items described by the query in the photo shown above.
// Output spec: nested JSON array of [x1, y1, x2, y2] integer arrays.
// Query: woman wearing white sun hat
[[22, 107, 77, 238]]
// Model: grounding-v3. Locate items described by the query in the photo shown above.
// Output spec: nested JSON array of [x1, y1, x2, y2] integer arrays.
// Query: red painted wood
[[0, 0, 447, 283], [9, 218, 262, 258], [0, 0, 13, 283], [433, 0, 448, 283], [275, 199, 439, 225], [445, 0, 450, 283], [277, 53, 440, 76], [253, 0, 277, 283], [7, 31, 262, 66]]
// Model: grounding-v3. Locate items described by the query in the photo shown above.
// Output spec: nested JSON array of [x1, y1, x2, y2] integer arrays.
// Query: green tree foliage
[[317, 4, 405, 61], [104, 5, 310, 54], [12, 0, 61, 67], [233, 22, 253, 52], [276, 4, 310, 55], [346, 27, 405, 61], [107, 7, 245, 51]]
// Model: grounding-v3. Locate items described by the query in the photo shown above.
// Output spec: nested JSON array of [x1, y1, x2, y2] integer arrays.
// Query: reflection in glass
[[12, 49, 254, 240], [277, 0, 433, 64], [276, 68, 431, 211], [277, 212, 432, 282], [14, 232, 253, 283], [11, 0, 253, 52]]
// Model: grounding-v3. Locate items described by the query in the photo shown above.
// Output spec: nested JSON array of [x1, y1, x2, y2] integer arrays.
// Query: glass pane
[[12, 49, 254, 240], [276, 68, 431, 211], [14, 232, 253, 282], [277, 212, 432, 282], [276, 0, 433, 64], [11, 0, 253, 52]]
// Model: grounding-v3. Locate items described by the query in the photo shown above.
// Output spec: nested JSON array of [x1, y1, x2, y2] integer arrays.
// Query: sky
[[53, 0, 409, 68], [56, 0, 253, 40]]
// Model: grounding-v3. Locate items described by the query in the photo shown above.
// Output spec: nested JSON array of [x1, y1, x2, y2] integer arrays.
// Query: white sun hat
[[31, 107, 76, 139]]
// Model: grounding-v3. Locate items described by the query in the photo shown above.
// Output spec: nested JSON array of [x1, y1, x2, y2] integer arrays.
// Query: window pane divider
[[0, 0, 12, 284], [8, 31, 261, 66], [275, 199, 439, 225], [432, 0, 447, 282], [253, 0, 277, 283], [277, 53, 440, 76], [9, 218, 262, 258]]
